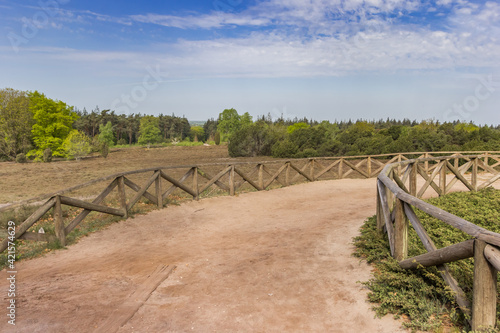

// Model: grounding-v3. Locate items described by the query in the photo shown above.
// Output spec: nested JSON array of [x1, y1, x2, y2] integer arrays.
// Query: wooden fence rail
[[2, 150, 500, 329], [376, 153, 500, 331]]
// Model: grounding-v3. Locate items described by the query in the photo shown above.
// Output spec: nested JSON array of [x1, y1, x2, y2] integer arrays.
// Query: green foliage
[[0, 88, 33, 160], [217, 108, 242, 140], [190, 126, 205, 142], [62, 130, 92, 160], [354, 188, 500, 332], [43, 147, 52, 162], [100, 142, 109, 158], [98, 121, 115, 146], [287, 122, 310, 134], [138, 116, 162, 145], [28, 91, 78, 160], [228, 121, 281, 157], [15, 153, 27, 163], [214, 132, 221, 145]]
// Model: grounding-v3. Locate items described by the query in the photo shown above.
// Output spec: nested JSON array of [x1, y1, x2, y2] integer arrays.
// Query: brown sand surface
[[1, 178, 419, 332]]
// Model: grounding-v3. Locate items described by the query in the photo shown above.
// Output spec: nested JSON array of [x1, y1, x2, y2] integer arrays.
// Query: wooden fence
[[2, 151, 500, 329], [376, 153, 500, 331], [1, 151, 499, 254]]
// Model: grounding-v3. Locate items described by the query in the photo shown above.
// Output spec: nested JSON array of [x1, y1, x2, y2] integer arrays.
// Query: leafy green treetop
[[28, 91, 78, 160], [98, 121, 115, 146], [138, 115, 162, 145]]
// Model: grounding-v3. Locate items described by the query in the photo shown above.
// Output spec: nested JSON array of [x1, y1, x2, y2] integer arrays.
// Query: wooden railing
[[376, 153, 500, 331], [1, 151, 499, 254]]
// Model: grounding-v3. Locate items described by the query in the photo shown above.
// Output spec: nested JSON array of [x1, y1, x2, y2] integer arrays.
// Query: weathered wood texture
[[376, 153, 500, 329]]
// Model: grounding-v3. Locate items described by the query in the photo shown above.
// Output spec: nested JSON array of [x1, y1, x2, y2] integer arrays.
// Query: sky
[[0, 0, 499, 124]]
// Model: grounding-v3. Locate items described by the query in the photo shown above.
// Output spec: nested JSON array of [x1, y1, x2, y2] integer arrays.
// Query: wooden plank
[[315, 159, 341, 179], [379, 172, 500, 247], [377, 180, 394, 256], [392, 172, 409, 194], [163, 169, 194, 199], [197, 168, 229, 192], [229, 165, 235, 195], [343, 159, 369, 178], [0, 197, 55, 253], [484, 245, 500, 272], [289, 162, 313, 182], [258, 164, 264, 189], [93, 264, 176, 333], [264, 163, 288, 188], [18, 231, 56, 242], [399, 240, 474, 269], [417, 162, 443, 198], [394, 198, 408, 261], [445, 161, 475, 192], [60, 196, 125, 217], [472, 158, 478, 191], [478, 172, 500, 190], [66, 178, 120, 235], [477, 158, 498, 174], [198, 166, 231, 194], [290, 161, 311, 183], [118, 176, 128, 219], [54, 195, 66, 246], [472, 240, 497, 331], [234, 166, 262, 191], [124, 177, 158, 204], [127, 171, 160, 211], [192, 167, 199, 200], [160, 170, 197, 198], [403, 203, 471, 317], [409, 163, 417, 196], [155, 170, 163, 208]]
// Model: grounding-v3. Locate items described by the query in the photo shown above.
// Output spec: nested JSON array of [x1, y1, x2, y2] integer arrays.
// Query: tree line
[[2, 87, 500, 162], [221, 109, 500, 158], [0, 88, 200, 162]]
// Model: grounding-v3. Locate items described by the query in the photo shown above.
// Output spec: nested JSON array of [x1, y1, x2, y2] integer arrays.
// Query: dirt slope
[[0, 179, 409, 332]]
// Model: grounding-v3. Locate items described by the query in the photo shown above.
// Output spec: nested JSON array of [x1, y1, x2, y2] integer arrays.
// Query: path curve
[[1, 178, 409, 333]]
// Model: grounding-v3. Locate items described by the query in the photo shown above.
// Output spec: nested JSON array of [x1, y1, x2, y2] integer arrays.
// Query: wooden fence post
[[472, 240, 497, 331], [258, 164, 264, 189], [338, 158, 343, 179], [376, 182, 384, 233], [409, 162, 417, 197], [394, 198, 408, 261], [155, 170, 163, 209], [229, 165, 235, 196], [118, 176, 128, 219], [285, 162, 290, 186], [54, 195, 66, 247], [424, 152, 429, 173], [193, 167, 199, 200], [367, 156, 372, 178], [440, 162, 447, 196], [310, 159, 315, 181], [472, 158, 478, 192]]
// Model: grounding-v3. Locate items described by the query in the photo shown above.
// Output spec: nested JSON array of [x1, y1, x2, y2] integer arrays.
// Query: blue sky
[[1, 0, 499, 124]]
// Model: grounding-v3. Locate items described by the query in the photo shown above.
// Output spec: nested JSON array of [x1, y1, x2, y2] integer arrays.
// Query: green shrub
[[15, 153, 27, 163], [214, 132, 221, 145], [43, 147, 52, 162], [354, 188, 500, 332]]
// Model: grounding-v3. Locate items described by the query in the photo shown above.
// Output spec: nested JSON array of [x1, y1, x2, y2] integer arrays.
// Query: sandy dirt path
[[1, 178, 411, 332]]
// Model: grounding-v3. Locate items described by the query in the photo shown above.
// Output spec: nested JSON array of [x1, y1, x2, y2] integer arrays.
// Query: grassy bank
[[354, 187, 500, 332]]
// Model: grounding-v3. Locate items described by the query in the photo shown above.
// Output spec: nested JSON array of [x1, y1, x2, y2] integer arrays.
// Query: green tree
[[63, 130, 92, 160], [0, 88, 33, 160], [190, 126, 205, 142], [287, 122, 310, 134], [98, 121, 115, 146], [138, 116, 162, 145], [28, 91, 78, 160], [217, 108, 241, 140]]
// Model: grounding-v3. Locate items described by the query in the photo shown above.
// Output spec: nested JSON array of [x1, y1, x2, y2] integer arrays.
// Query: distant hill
[[189, 120, 206, 127]]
